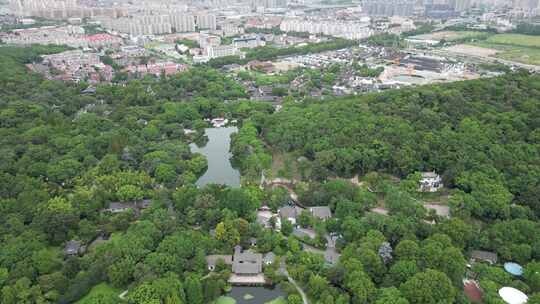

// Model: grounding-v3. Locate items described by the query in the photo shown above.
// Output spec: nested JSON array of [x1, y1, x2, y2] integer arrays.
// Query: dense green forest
[[1, 44, 540, 304], [260, 74, 540, 218]]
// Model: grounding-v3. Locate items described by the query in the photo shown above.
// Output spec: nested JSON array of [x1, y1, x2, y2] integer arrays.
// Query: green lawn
[[467, 33, 540, 65], [254, 73, 290, 86], [470, 41, 540, 65], [484, 33, 540, 48], [412, 30, 488, 42], [76, 283, 124, 304]]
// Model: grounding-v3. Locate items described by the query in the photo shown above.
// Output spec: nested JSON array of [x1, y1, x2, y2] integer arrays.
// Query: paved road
[[280, 260, 309, 304]]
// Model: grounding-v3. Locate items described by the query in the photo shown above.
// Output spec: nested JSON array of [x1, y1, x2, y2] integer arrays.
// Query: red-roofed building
[[464, 280, 483, 304], [85, 34, 123, 49], [124, 62, 188, 78]]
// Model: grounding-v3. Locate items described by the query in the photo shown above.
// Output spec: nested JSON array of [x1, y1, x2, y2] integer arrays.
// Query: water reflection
[[227, 286, 286, 304], [190, 127, 241, 188]]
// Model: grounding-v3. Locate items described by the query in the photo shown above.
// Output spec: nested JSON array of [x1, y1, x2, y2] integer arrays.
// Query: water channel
[[191, 129, 287, 303], [189, 127, 241, 188]]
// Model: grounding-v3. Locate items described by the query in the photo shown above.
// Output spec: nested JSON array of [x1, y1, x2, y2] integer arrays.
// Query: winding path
[[279, 260, 309, 304]]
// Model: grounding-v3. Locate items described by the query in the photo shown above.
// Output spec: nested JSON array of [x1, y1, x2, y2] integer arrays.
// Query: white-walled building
[[419, 172, 443, 192], [280, 18, 373, 39], [196, 13, 217, 30]]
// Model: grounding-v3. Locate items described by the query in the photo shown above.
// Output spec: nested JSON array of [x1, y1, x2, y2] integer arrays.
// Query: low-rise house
[[210, 117, 228, 128], [232, 246, 263, 276], [258, 85, 273, 96], [81, 86, 97, 94], [206, 246, 274, 275], [278, 205, 304, 225], [263, 252, 276, 265], [257, 206, 282, 230], [419, 171, 443, 192], [103, 202, 134, 213], [64, 240, 85, 256], [463, 279, 483, 303], [102, 199, 151, 214], [470, 250, 498, 265], [309, 206, 332, 220]]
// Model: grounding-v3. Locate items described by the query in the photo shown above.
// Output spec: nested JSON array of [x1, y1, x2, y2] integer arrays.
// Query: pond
[[226, 286, 287, 304], [189, 127, 241, 188]]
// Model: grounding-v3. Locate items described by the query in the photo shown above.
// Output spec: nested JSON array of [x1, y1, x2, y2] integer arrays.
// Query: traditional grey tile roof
[[102, 199, 152, 213], [64, 240, 82, 255], [81, 86, 96, 94], [421, 171, 439, 179], [104, 202, 134, 212], [470, 250, 498, 264], [263, 252, 276, 264], [310, 206, 332, 220], [278, 205, 304, 220], [232, 249, 262, 275]]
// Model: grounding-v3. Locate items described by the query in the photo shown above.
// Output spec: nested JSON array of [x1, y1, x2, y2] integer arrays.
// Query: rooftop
[[463, 280, 483, 304], [232, 250, 263, 275], [421, 171, 440, 179], [310, 206, 332, 220], [279, 205, 304, 220], [470, 250, 498, 264], [64, 240, 83, 255]]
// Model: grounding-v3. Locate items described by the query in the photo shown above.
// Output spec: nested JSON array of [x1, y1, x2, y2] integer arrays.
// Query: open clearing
[[484, 33, 540, 48], [438, 34, 540, 66], [456, 33, 540, 66], [470, 41, 540, 65], [444, 44, 499, 57], [411, 30, 488, 42]]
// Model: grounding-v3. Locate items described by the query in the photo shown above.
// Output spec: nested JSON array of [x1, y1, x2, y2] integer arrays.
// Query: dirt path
[[279, 260, 309, 304]]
